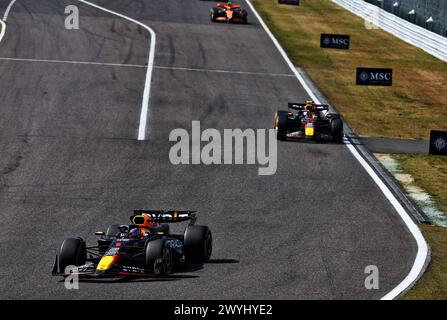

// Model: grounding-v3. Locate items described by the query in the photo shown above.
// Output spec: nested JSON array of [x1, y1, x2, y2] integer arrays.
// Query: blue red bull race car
[[52, 210, 212, 278], [274, 101, 344, 143]]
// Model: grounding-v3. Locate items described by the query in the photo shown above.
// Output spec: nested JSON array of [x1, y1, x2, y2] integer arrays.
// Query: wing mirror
[[95, 231, 105, 236]]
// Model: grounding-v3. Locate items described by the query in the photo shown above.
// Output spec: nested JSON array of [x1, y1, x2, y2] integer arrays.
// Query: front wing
[[51, 255, 154, 278], [285, 130, 337, 141]]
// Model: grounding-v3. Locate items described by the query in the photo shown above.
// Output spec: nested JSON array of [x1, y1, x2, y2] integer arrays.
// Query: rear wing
[[131, 210, 197, 224], [288, 103, 329, 111], [217, 3, 241, 8]]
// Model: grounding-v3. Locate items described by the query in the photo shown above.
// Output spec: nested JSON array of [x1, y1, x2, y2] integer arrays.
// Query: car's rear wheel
[[274, 111, 289, 140], [241, 10, 248, 24], [327, 113, 340, 120], [145, 239, 172, 277], [58, 238, 86, 273], [210, 8, 218, 22], [183, 225, 212, 263], [331, 118, 344, 143]]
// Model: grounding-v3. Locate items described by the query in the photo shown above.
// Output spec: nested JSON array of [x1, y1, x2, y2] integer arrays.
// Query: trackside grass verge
[[371, 153, 447, 299], [250, 0, 447, 140], [394, 155, 447, 215]]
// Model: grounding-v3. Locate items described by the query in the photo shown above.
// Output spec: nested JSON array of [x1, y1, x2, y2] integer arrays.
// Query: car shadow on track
[[118, 275, 200, 283], [174, 258, 240, 274], [57, 259, 240, 283], [279, 139, 345, 145], [206, 258, 239, 264], [57, 274, 200, 284]]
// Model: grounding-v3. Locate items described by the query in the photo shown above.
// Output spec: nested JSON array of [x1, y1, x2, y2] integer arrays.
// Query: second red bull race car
[[210, 1, 248, 24], [52, 210, 212, 279]]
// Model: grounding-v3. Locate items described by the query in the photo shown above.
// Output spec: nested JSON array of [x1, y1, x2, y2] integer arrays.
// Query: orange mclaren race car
[[210, 1, 248, 24], [52, 210, 212, 278]]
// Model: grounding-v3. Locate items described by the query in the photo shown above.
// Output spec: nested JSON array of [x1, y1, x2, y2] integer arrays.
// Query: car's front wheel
[[274, 111, 289, 140], [145, 239, 172, 276], [58, 238, 86, 273]]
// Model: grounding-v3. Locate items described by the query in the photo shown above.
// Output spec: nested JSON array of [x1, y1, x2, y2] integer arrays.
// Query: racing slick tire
[[233, 9, 248, 24], [327, 113, 340, 120], [274, 111, 289, 140], [240, 10, 248, 24], [145, 239, 173, 277], [210, 8, 219, 22], [183, 225, 212, 263], [331, 118, 344, 143], [58, 238, 87, 273]]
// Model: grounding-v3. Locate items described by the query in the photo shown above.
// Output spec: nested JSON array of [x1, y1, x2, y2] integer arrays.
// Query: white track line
[[0, 20, 5, 43], [3, 0, 17, 22], [0, 0, 17, 44], [0, 56, 147, 68], [244, 0, 428, 300], [346, 143, 428, 300], [154, 65, 295, 77], [0, 57, 294, 77], [78, 0, 156, 141]]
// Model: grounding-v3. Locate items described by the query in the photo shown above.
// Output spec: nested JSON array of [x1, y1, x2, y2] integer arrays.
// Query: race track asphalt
[[0, 0, 416, 299]]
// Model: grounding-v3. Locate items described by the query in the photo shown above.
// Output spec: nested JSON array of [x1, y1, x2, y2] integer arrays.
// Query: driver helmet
[[118, 225, 129, 233], [128, 228, 142, 239]]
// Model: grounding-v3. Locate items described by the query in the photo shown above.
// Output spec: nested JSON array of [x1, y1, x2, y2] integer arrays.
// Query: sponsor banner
[[356, 67, 393, 86], [429, 130, 447, 156], [278, 0, 300, 5], [320, 34, 350, 49]]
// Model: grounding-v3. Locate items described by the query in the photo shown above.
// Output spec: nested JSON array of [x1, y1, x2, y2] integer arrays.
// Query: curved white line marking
[[244, 0, 428, 300], [78, 0, 156, 141], [0, 20, 6, 43], [346, 143, 428, 300], [3, 0, 17, 22], [0, 0, 18, 43]]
